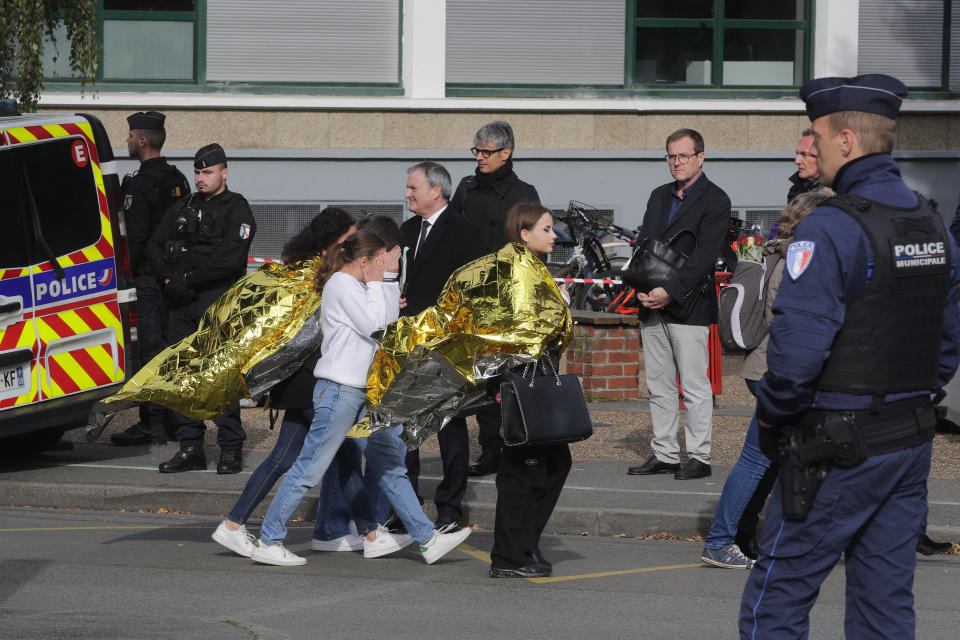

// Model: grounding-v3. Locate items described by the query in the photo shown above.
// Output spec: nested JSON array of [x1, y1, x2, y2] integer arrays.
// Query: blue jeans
[[704, 381, 773, 549], [357, 425, 436, 544], [315, 437, 389, 540], [259, 379, 369, 545], [227, 407, 379, 540]]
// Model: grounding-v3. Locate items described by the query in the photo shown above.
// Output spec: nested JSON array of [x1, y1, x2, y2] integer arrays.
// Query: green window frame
[[446, 1, 813, 99], [858, 0, 960, 97], [626, 1, 813, 90], [43, 0, 403, 96], [98, 1, 203, 84]]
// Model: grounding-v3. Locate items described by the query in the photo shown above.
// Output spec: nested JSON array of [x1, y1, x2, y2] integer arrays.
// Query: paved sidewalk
[[3, 437, 959, 544]]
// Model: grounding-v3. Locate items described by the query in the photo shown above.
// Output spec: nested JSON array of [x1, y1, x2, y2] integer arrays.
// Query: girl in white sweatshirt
[[251, 230, 471, 566]]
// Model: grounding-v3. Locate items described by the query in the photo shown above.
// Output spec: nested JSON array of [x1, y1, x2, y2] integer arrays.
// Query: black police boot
[[916, 533, 953, 555], [110, 422, 153, 446], [217, 448, 243, 475], [468, 448, 500, 476], [159, 446, 207, 473]]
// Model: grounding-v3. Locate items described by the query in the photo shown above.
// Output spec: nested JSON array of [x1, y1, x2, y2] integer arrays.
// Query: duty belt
[[799, 396, 936, 463]]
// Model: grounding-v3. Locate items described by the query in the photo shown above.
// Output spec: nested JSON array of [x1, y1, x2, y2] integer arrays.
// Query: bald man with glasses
[[788, 128, 822, 202]]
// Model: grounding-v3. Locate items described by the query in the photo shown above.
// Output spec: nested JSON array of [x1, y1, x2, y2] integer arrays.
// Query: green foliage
[[0, 0, 98, 112]]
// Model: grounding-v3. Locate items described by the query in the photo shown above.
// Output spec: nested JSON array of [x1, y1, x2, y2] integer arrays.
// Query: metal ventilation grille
[[732, 207, 786, 237], [248, 201, 406, 262]]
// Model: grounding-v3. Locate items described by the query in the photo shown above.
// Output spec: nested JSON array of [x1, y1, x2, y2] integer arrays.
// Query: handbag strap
[[524, 351, 562, 388], [668, 228, 699, 248]]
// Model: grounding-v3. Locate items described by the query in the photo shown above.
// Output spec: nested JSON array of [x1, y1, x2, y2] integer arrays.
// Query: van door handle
[[0, 301, 22, 314]]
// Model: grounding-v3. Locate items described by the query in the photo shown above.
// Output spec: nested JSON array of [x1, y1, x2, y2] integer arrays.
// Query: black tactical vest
[[817, 193, 951, 394]]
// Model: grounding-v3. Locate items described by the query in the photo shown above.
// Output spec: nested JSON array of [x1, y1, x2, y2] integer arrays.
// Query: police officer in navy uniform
[[147, 143, 256, 474], [739, 75, 960, 638], [111, 111, 190, 446]]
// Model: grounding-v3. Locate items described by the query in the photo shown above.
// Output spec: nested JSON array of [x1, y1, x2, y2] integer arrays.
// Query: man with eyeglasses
[[627, 128, 730, 481], [451, 120, 540, 477], [788, 128, 822, 202]]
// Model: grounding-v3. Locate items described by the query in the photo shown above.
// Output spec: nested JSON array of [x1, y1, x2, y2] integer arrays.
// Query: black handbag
[[624, 229, 706, 319], [499, 354, 593, 447]]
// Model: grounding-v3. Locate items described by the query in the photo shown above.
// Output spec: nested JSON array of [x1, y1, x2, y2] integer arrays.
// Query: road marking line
[[457, 542, 491, 564], [528, 563, 703, 584], [457, 542, 702, 584]]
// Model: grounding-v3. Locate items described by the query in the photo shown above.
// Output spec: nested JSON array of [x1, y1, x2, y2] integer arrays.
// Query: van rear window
[[1, 137, 102, 270]]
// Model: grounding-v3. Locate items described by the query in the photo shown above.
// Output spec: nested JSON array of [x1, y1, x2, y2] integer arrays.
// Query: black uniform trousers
[[167, 286, 244, 450], [404, 415, 468, 524], [134, 274, 169, 436], [490, 442, 572, 569]]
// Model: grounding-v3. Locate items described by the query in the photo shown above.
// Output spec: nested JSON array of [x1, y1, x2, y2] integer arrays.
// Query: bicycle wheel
[[582, 257, 629, 312]]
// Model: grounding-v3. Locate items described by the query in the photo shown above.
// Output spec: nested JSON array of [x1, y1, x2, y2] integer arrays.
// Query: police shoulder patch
[[239, 223, 251, 240], [123, 194, 133, 211], [786, 240, 815, 280]]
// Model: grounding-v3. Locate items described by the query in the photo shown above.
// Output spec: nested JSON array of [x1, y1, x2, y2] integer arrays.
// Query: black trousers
[[134, 274, 168, 434], [404, 416, 468, 523], [167, 286, 245, 450], [491, 442, 572, 569], [475, 402, 504, 452]]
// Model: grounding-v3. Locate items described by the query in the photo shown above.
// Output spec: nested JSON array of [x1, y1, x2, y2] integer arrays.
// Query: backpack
[[718, 251, 782, 351]]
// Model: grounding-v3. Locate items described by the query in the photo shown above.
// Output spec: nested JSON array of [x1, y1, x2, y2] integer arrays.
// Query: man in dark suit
[[400, 161, 488, 531], [627, 128, 730, 481]]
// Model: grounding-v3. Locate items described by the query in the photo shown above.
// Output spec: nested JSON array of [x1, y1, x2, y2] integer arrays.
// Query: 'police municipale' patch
[[123, 195, 133, 211], [239, 223, 251, 240], [786, 240, 815, 280]]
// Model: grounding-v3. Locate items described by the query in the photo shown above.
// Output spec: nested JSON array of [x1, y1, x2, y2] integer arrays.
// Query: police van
[[0, 106, 138, 453]]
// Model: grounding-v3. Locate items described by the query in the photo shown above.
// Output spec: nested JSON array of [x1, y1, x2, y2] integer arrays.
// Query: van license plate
[[1, 365, 26, 393]]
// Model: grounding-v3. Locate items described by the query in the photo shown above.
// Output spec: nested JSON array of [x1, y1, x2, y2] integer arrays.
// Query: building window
[[629, 0, 810, 88], [858, 0, 960, 92], [42, 1, 199, 82], [102, 1, 198, 81]]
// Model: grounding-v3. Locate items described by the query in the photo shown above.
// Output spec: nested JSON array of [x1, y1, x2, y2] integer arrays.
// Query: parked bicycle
[[550, 201, 638, 313]]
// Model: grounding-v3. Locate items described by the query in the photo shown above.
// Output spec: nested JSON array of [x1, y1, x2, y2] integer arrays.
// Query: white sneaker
[[420, 527, 472, 565], [363, 524, 414, 559], [312, 533, 364, 552], [211, 521, 256, 558], [250, 540, 306, 566]]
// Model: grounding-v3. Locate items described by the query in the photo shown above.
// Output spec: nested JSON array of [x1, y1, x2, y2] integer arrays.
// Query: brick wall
[[562, 311, 641, 401]]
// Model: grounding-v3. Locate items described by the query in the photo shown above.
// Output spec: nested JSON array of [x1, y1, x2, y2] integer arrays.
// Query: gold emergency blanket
[[86, 259, 324, 438], [360, 243, 572, 448]]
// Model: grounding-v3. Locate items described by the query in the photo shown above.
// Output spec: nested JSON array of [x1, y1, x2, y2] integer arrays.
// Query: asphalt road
[[1, 507, 959, 639]]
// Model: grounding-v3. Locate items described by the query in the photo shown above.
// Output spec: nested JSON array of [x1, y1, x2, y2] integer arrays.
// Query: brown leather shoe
[[675, 458, 712, 480], [627, 454, 680, 475]]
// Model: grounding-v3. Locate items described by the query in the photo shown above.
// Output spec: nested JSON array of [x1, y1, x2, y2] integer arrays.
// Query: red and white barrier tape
[[553, 277, 623, 285], [248, 257, 278, 263]]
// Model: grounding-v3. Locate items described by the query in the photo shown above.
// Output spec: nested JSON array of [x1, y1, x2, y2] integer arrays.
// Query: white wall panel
[[446, 0, 624, 85], [207, 0, 400, 83]]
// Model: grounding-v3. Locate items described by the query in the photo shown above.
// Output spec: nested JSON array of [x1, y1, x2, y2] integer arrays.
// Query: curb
[[2, 478, 715, 539]]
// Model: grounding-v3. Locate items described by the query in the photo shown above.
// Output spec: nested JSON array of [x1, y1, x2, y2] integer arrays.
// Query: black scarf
[[474, 157, 515, 186]]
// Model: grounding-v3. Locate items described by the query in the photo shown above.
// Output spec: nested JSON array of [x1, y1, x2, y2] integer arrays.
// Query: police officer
[[148, 143, 256, 474], [739, 75, 960, 638], [111, 111, 190, 446]]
